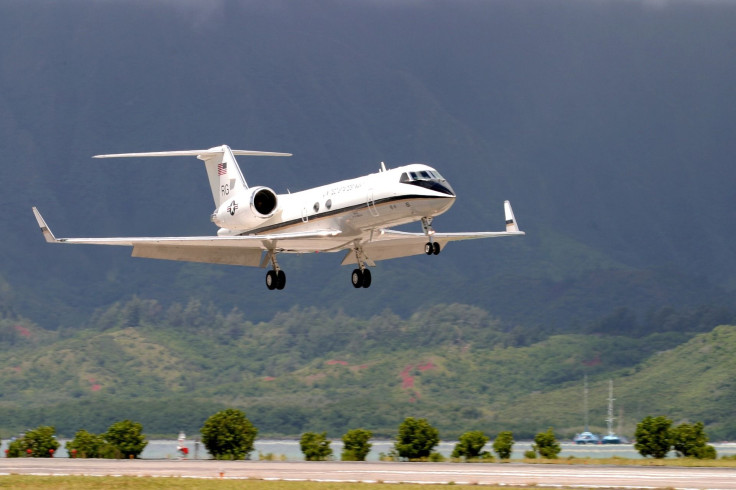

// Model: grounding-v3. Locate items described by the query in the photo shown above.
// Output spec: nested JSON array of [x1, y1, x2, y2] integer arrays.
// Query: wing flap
[[132, 244, 263, 266], [341, 227, 525, 265]]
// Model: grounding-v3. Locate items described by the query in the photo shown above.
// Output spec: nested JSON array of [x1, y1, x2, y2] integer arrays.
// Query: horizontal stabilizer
[[94, 148, 292, 159]]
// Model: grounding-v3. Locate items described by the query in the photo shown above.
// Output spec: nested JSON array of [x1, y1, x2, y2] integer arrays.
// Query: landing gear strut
[[351, 246, 372, 288], [265, 251, 286, 290], [421, 217, 441, 256]]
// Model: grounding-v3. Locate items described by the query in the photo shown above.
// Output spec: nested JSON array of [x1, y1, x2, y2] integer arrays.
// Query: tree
[[493, 431, 515, 460], [300, 432, 333, 461], [66, 429, 107, 458], [104, 420, 148, 459], [201, 408, 258, 460], [451, 430, 490, 460], [532, 428, 560, 459], [635, 416, 672, 459], [7, 426, 60, 458], [671, 421, 716, 459], [394, 417, 440, 460], [341, 428, 373, 461]]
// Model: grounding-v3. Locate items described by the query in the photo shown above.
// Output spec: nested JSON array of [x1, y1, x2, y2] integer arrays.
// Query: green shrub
[[341, 428, 372, 461], [201, 409, 258, 460], [300, 431, 333, 461], [395, 417, 440, 460]]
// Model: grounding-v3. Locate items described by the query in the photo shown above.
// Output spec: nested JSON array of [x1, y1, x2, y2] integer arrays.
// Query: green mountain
[[1, 300, 734, 439]]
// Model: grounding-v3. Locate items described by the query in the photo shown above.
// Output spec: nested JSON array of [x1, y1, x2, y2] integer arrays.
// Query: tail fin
[[200, 145, 249, 207], [93, 145, 291, 208]]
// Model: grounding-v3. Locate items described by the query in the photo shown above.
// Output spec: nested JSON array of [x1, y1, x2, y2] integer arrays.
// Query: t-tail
[[93, 145, 291, 208]]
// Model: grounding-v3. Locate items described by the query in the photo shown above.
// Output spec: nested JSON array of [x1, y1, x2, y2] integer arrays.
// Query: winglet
[[32, 207, 59, 243], [504, 200, 520, 233]]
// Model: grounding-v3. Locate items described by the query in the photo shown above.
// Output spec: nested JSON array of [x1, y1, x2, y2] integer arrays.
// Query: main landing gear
[[265, 269, 286, 290], [265, 250, 286, 290], [351, 246, 372, 288], [351, 268, 372, 288]]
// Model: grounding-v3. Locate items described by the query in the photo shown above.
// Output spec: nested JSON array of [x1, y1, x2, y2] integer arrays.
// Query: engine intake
[[250, 187, 278, 217]]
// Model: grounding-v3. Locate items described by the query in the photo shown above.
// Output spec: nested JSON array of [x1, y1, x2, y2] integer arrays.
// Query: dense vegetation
[[1, 297, 735, 439]]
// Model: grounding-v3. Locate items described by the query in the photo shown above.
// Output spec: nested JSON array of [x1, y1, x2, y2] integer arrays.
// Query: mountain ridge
[[1, 300, 733, 439]]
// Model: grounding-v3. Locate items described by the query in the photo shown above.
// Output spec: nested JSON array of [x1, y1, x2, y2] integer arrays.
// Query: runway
[[2, 459, 736, 489]]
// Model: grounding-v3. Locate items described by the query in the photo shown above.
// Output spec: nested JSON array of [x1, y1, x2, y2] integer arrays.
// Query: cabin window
[[313, 202, 319, 213], [325, 199, 332, 210]]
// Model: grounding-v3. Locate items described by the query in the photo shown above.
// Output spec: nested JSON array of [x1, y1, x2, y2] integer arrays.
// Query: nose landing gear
[[424, 241, 441, 255], [421, 217, 441, 256]]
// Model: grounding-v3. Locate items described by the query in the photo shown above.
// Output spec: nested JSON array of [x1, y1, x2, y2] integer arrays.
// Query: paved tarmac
[[2, 459, 736, 488]]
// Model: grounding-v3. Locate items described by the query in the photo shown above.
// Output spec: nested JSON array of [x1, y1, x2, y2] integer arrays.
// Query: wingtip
[[32, 207, 58, 243], [504, 200, 521, 233]]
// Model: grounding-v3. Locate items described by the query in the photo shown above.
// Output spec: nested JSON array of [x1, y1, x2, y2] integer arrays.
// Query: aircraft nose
[[434, 180, 455, 197]]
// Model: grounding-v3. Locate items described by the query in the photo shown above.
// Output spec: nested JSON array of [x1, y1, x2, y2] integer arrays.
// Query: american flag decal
[[217, 162, 227, 175]]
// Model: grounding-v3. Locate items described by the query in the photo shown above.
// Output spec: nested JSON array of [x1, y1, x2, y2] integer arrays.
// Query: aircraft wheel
[[432, 242, 441, 255], [362, 269, 372, 288], [276, 270, 286, 290], [351, 269, 363, 288], [265, 270, 277, 290], [424, 242, 433, 255]]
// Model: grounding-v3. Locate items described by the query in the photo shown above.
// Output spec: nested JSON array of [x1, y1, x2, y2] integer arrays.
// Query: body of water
[[4, 439, 736, 461]]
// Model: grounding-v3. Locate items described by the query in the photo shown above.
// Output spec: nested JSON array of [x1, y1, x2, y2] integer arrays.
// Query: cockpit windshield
[[399, 169, 454, 196], [401, 170, 445, 182]]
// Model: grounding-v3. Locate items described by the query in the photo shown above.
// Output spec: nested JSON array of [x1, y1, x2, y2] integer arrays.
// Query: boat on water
[[574, 375, 601, 444], [574, 431, 600, 444], [601, 379, 625, 444], [601, 434, 622, 444]]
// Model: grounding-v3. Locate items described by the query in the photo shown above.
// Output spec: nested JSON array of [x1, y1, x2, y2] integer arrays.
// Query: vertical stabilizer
[[200, 145, 249, 208]]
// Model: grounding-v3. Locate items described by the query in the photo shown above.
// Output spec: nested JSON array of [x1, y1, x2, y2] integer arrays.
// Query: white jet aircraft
[[33, 145, 524, 290]]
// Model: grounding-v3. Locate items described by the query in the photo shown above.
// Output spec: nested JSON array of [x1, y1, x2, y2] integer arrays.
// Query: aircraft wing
[[32, 207, 342, 267], [342, 200, 524, 265], [341, 229, 525, 265]]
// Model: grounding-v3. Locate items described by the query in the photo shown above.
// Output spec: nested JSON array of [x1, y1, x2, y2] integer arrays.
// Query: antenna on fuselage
[[380, 162, 387, 172]]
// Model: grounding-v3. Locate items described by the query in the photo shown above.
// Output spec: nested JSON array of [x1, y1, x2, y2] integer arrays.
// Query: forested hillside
[[1, 1, 735, 440], [1, 298, 735, 439]]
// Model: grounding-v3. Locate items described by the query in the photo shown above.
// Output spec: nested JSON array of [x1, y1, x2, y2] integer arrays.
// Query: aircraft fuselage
[[213, 163, 456, 241]]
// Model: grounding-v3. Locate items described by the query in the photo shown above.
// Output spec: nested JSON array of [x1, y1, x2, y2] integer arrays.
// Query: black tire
[[362, 269, 372, 288], [424, 242, 433, 255], [265, 270, 277, 290], [433, 242, 441, 255], [351, 269, 363, 288], [276, 270, 286, 290]]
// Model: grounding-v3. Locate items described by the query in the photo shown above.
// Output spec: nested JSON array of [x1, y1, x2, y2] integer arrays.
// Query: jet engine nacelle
[[213, 186, 279, 230]]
